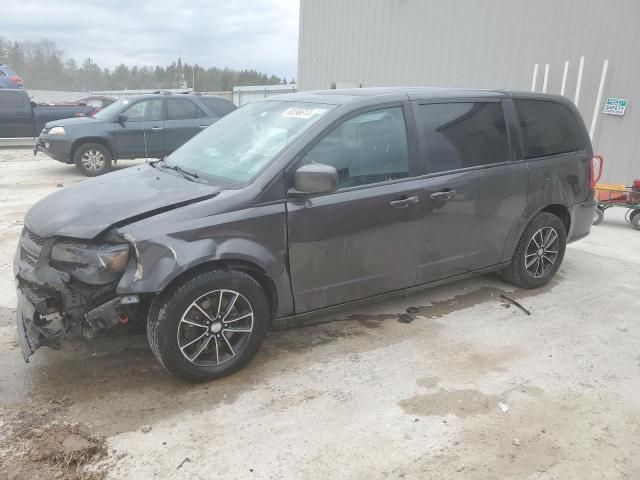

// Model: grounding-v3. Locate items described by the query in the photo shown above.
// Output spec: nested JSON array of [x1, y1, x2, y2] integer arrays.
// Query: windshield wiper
[[154, 159, 201, 182]]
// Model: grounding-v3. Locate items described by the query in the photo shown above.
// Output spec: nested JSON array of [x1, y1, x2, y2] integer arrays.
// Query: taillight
[[590, 154, 604, 190], [9, 76, 23, 85]]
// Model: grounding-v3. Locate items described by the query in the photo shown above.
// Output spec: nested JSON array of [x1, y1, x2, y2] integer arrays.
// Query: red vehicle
[[54, 95, 116, 115]]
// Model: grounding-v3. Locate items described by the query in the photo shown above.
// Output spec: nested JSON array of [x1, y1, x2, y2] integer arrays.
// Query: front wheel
[[147, 269, 269, 382], [73, 142, 112, 176], [501, 212, 567, 289]]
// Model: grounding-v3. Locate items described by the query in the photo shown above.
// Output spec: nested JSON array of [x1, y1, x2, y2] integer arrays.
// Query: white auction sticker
[[282, 107, 325, 119]]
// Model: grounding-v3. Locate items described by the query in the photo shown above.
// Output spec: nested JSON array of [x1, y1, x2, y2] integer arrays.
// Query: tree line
[[0, 38, 294, 92]]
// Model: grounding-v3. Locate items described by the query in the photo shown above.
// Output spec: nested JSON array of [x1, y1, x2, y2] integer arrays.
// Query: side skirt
[[271, 262, 510, 330]]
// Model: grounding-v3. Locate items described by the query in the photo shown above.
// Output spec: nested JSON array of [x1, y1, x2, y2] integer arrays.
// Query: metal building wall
[[298, 0, 640, 183]]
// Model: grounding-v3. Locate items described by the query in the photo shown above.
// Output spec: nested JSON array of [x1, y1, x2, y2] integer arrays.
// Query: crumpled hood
[[44, 116, 96, 129], [25, 164, 220, 239]]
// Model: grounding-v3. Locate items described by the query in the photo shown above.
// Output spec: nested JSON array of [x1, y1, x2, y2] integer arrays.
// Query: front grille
[[28, 230, 46, 247], [20, 228, 50, 267], [21, 247, 38, 266]]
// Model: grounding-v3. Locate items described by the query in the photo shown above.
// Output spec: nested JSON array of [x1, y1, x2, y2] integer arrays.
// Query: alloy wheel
[[524, 227, 559, 278], [176, 289, 254, 366], [81, 149, 105, 171]]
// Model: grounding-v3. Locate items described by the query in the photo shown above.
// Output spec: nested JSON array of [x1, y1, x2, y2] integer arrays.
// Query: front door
[[286, 105, 424, 313], [412, 100, 528, 283], [114, 98, 165, 158], [0, 90, 32, 137]]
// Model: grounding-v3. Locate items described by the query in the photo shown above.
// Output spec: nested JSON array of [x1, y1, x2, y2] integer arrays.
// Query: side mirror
[[117, 113, 128, 124], [291, 163, 338, 195]]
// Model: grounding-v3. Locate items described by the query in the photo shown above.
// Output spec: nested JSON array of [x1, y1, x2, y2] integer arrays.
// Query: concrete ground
[[0, 149, 639, 479]]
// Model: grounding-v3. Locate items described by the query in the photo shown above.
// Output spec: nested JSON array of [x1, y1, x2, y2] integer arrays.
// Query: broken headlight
[[50, 241, 130, 285]]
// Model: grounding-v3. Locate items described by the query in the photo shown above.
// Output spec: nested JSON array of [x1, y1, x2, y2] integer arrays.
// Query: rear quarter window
[[200, 97, 236, 117], [514, 99, 586, 159]]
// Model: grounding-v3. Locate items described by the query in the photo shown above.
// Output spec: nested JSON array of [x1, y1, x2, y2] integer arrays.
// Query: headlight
[[50, 241, 130, 284], [48, 126, 66, 135]]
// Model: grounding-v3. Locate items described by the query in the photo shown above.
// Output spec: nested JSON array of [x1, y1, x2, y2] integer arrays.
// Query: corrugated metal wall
[[298, 0, 640, 183]]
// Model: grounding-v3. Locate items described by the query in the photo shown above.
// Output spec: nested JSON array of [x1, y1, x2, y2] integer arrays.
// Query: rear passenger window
[[418, 102, 509, 173], [167, 99, 199, 120], [514, 99, 585, 159], [301, 106, 409, 188], [0, 91, 25, 109]]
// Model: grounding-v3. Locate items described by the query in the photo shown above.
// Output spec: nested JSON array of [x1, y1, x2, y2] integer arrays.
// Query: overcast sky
[[3, 0, 299, 79]]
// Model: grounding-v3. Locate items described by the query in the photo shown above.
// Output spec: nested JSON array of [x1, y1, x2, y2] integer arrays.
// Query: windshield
[[164, 100, 335, 184], [92, 98, 129, 120]]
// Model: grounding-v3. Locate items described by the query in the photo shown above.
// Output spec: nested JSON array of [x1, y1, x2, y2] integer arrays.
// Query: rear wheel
[[73, 142, 112, 176], [147, 269, 269, 382], [502, 212, 567, 289], [593, 207, 604, 225]]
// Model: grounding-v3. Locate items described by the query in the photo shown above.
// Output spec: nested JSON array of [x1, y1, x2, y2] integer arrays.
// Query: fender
[[501, 198, 572, 263], [115, 203, 294, 317], [500, 148, 588, 263]]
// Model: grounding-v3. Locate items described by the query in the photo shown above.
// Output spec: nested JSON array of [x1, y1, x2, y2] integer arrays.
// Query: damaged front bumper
[[16, 283, 65, 361], [14, 228, 140, 361]]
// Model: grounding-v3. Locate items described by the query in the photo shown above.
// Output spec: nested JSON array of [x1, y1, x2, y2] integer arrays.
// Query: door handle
[[430, 189, 457, 201], [389, 195, 420, 208], [17, 111, 26, 116], [151, 126, 163, 130], [198, 125, 208, 128]]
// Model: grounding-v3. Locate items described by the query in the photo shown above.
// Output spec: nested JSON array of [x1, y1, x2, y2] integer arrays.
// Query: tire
[[147, 269, 269, 382], [631, 210, 640, 231], [593, 207, 604, 225], [73, 142, 112, 176], [501, 212, 567, 289]]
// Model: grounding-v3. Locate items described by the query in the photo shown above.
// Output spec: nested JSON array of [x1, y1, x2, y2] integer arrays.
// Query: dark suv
[[34, 92, 236, 176], [15, 88, 598, 381]]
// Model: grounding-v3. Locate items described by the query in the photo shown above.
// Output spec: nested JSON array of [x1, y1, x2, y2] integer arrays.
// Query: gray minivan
[[15, 88, 599, 381]]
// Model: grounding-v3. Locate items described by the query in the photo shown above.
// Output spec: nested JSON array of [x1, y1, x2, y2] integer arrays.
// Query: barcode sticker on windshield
[[282, 108, 325, 119]]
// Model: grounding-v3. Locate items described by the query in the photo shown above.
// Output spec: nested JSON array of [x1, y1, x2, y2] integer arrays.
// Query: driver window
[[300, 106, 409, 189], [125, 99, 163, 122]]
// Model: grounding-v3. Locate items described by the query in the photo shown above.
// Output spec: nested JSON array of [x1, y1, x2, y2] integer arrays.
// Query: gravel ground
[[1, 148, 639, 479]]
